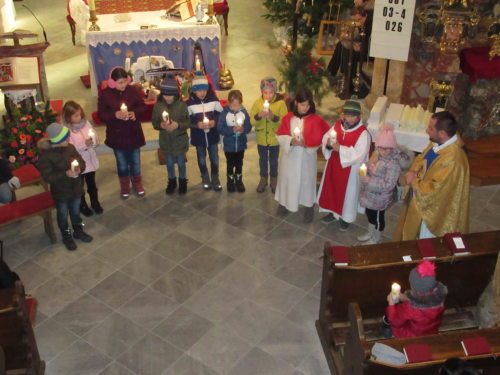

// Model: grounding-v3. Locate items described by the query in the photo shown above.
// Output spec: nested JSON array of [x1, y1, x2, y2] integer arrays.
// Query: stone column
[[364, 58, 387, 109], [386, 60, 406, 104]]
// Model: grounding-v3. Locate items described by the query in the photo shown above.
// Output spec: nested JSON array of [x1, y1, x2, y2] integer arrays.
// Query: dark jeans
[[257, 145, 279, 178], [366, 208, 385, 231], [55, 197, 82, 233], [113, 148, 141, 177], [196, 144, 219, 176], [166, 154, 187, 179], [81, 172, 97, 194], [225, 151, 244, 175]]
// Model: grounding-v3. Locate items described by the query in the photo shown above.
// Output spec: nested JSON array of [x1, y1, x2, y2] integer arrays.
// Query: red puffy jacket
[[386, 300, 445, 338]]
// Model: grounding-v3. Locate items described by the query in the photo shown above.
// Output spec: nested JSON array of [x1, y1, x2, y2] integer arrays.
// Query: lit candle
[[236, 118, 243, 127], [329, 128, 337, 143], [359, 163, 367, 177], [162, 111, 170, 122], [88, 128, 97, 145], [208, 0, 214, 5], [88, 0, 96, 11], [195, 57, 201, 72], [203, 116, 210, 133], [263, 100, 270, 113], [71, 159, 79, 172], [391, 283, 401, 300], [124, 58, 131, 72], [293, 126, 301, 140], [120, 103, 128, 114]]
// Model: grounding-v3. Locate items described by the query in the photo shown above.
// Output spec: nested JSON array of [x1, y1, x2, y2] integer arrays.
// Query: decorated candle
[[88, 128, 96, 144], [162, 111, 170, 122], [203, 116, 210, 133], [195, 57, 201, 72], [329, 128, 337, 143], [293, 126, 301, 140], [71, 159, 79, 172], [120, 103, 128, 114], [359, 163, 367, 177], [391, 282, 401, 300], [263, 100, 270, 112]]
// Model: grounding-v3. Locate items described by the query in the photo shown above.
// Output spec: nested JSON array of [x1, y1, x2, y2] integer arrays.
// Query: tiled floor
[[2, 1, 500, 374]]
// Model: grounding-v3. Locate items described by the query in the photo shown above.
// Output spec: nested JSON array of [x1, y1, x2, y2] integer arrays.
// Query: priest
[[394, 111, 470, 240]]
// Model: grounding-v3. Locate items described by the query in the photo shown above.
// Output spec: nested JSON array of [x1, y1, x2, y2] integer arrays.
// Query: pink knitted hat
[[376, 124, 397, 148]]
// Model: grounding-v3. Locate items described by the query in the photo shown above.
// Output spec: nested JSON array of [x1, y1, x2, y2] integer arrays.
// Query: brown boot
[[256, 176, 267, 193], [119, 176, 130, 199], [270, 176, 278, 194], [131, 175, 145, 197]]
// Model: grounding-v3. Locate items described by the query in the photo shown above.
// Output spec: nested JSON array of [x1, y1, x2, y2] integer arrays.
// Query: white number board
[[369, 0, 416, 62]]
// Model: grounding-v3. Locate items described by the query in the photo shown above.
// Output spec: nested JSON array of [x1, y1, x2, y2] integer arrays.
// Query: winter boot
[[119, 176, 131, 199], [227, 174, 236, 193], [201, 173, 211, 190], [165, 178, 177, 195], [131, 175, 145, 197], [270, 176, 278, 194], [357, 223, 375, 242], [62, 229, 77, 251], [365, 229, 382, 245], [88, 188, 103, 214], [235, 174, 245, 193], [304, 206, 314, 223], [178, 178, 188, 195], [212, 174, 222, 191], [256, 176, 267, 193], [80, 196, 94, 217], [73, 225, 93, 243]]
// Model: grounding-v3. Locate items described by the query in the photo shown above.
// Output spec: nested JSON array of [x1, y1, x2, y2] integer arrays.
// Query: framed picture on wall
[[316, 20, 341, 55]]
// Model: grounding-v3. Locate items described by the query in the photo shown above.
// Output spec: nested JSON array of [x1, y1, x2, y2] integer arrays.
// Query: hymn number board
[[369, 0, 416, 62]]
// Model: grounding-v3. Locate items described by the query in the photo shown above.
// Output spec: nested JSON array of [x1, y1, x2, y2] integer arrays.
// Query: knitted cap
[[376, 124, 397, 148], [343, 99, 361, 116], [409, 260, 438, 293], [160, 76, 179, 96], [260, 77, 278, 93], [46, 123, 69, 144], [191, 72, 209, 92]]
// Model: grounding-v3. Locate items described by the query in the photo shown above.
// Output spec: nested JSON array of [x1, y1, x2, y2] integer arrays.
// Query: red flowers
[[10, 141, 19, 148], [26, 150, 34, 158]]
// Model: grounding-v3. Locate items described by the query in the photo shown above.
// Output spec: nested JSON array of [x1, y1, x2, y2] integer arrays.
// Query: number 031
[[386, 21, 403, 32]]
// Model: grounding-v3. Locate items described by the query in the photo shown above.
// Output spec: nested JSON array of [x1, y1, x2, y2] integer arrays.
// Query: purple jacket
[[97, 85, 146, 150]]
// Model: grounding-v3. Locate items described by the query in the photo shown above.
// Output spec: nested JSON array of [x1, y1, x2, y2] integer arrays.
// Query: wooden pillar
[[386, 60, 406, 104], [364, 58, 388, 109]]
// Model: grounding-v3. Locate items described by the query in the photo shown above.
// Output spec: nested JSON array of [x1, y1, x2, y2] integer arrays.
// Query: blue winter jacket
[[217, 106, 252, 152], [187, 91, 223, 147]]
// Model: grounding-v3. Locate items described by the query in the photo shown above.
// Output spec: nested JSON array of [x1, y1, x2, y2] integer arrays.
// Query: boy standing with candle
[[38, 123, 93, 251], [317, 99, 370, 231]]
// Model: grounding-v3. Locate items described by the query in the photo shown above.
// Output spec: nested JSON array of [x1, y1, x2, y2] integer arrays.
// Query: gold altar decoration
[[206, 0, 216, 25], [488, 20, 500, 60], [428, 79, 454, 112], [438, 3, 479, 53], [218, 65, 234, 90]]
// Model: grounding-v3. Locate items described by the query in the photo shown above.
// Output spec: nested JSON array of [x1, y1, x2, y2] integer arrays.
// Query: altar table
[[367, 125, 429, 153], [84, 11, 220, 96]]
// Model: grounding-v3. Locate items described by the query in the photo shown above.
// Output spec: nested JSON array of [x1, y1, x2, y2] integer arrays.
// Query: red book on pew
[[403, 343, 433, 363], [330, 246, 349, 266], [461, 336, 492, 356], [444, 232, 470, 256], [417, 238, 437, 259]]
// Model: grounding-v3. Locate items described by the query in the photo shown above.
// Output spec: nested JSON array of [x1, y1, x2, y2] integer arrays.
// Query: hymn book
[[416, 238, 437, 259], [444, 232, 470, 256], [330, 246, 349, 266], [461, 336, 492, 356], [403, 343, 433, 363]]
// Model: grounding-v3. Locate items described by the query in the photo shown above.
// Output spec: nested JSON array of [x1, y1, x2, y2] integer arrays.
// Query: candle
[[391, 282, 401, 300], [120, 103, 128, 114], [329, 128, 337, 143], [195, 57, 201, 72], [124, 58, 131, 72], [293, 126, 301, 140], [208, 0, 213, 5], [88, 128, 96, 145], [359, 163, 367, 177], [236, 118, 243, 127], [203, 116, 209, 133], [88, 0, 96, 11], [263, 100, 270, 112], [71, 159, 79, 172], [162, 111, 170, 122]]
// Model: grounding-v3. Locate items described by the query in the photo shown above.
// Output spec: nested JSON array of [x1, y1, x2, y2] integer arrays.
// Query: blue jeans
[[55, 197, 82, 233], [196, 144, 219, 176], [0, 182, 12, 204], [257, 145, 279, 177], [166, 154, 187, 179], [113, 148, 141, 177]]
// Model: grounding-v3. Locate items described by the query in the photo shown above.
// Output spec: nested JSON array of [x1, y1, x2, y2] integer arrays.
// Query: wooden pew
[[316, 230, 500, 375]]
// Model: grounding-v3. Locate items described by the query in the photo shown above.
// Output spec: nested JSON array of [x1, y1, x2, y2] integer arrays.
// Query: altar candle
[[162, 111, 170, 122], [71, 159, 79, 172], [263, 100, 270, 112], [120, 103, 128, 114], [293, 126, 301, 140], [203, 116, 210, 133], [88, 0, 96, 11], [208, 0, 214, 5], [124, 58, 131, 72], [329, 128, 337, 143], [195, 57, 201, 72], [359, 163, 367, 177], [391, 283, 401, 300], [88, 128, 96, 144]]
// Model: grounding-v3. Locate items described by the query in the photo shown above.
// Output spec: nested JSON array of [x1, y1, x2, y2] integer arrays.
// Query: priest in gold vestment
[[394, 111, 470, 241]]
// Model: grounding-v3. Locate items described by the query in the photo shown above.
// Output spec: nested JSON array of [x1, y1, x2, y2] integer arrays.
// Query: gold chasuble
[[395, 137, 470, 241]]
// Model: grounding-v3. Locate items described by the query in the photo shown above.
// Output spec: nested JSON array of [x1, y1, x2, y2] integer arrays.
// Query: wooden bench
[[0, 282, 45, 375], [316, 230, 500, 375]]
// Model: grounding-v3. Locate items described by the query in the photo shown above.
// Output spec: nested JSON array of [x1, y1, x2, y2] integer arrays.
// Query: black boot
[[80, 196, 93, 217], [88, 188, 103, 214], [227, 174, 236, 193], [178, 178, 188, 195], [73, 225, 93, 243], [235, 174, 245, 193], [62, 229, 77, 251], [165, 178, 177, 195]]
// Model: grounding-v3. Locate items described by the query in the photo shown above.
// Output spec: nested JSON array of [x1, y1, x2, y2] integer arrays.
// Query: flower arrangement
[[278, 37, 331, 104], [0, 103, 55, 169]]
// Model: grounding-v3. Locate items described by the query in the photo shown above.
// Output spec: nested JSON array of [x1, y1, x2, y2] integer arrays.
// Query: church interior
[[0, 0, 499, 374]]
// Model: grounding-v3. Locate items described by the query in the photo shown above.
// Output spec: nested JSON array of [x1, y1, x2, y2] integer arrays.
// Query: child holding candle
[[63, 100, 103, 216], [152, 76, 190, 195], [217, 90, 252, 193], [37, 123, 93, 251], [250, 77, 288, 193], [384, 260, 448, 338], [98, 66, 147, 199], [187, 72, 224, 191], [275, 89, 330, 223]]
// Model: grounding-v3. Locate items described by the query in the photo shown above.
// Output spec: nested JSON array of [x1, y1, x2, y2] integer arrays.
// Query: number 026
[[385, 21, 403, 32]]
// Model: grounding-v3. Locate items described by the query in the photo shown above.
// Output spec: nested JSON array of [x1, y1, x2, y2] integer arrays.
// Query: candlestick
[[162, 111, 170, 123], [263, 100, 270, 113], [206, 0, 216, 24], [391, 282, 401, 300], [195, 57, 201, 72], [203, 116, 210, 133], [359, 163, 367, 177], [71, 159, 79, 173], [293, 126, 302, 140], [88, 128, 97, 145], [329, 128, 337, 143]]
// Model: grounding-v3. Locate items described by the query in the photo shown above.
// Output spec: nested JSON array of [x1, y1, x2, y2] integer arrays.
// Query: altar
[[84, 11, 221, 96]]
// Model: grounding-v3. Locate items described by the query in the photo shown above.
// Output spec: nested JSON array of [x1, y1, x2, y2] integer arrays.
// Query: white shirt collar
[[433, 134, 458, 153]]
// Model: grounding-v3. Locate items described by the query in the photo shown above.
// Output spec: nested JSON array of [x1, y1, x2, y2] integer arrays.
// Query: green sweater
[[250, 95, 288, 146], [152, 98, 190, 156]]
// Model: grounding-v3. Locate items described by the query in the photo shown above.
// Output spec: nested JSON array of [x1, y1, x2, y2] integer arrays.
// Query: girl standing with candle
[[63, 100, 103, 216], [98, 67, 147, 199], [152, 76, 190, 195], [37, 123, 93, 251], [275, 89, 330, 223]]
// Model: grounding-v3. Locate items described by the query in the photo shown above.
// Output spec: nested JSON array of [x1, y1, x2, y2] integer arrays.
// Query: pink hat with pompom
[[375, 124, 397, 148]]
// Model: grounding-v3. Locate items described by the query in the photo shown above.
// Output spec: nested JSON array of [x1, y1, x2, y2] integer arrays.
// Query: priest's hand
[[405, 171, 416, 185]]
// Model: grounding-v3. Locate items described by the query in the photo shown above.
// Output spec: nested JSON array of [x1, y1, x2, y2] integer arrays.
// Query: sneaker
[[321, 213, 337, 225], [339, 219, 350, 231]]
